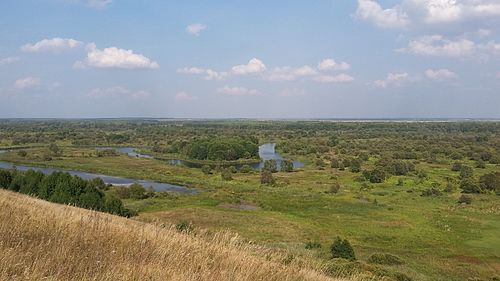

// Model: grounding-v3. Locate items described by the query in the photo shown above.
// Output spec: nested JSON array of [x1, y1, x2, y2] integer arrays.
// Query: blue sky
[[0, 0, 499, 118]]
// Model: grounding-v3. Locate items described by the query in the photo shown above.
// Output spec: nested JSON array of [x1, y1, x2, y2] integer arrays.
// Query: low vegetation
[[0, 119, 499, 280]]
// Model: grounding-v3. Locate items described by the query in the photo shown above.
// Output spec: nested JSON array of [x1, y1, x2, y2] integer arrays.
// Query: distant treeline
[[0, 169, 133, 217], [184, 136, 259, 161]]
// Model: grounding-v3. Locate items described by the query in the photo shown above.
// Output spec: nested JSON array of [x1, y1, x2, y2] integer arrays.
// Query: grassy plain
[[1, 146, 499, 280]]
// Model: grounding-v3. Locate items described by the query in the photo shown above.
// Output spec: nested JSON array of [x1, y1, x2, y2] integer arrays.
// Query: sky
[[0, 0, 499, 119]]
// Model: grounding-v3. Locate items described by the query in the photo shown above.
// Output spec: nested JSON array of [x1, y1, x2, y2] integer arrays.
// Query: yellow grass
[[0, 189, 345, 281]]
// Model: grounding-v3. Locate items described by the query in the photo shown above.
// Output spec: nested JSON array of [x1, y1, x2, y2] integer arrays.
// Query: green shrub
[[129, 183, 146, 199], [280, 159, 294, 172], [221, 169, 233, 181], [421, 187, 442, 197], [260, 171, 275, 185], [175, 220, 194, 233], [330, 237, 356, 261], [367, 253, 404, 265], [458, 194, 472, 204], [263, 160, 278, 173], [329, 182, 341, 194], [201, 165, 212, 174], [239, 165, 252, 173], [305, 241, 322, 249], [460, 179, 482, 194]]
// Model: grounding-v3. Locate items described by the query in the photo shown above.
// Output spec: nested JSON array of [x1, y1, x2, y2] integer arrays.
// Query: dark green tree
[[0, 170, 12, 189], [129, 183, 146, 199], [263, 160, 278, 173], [330, 237, 356, 261], [280, 160, 294, 172], [260, 170, 275, 185]]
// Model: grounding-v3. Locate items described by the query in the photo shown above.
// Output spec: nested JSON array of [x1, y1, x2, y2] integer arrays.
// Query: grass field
[[1, 147, 499, 280], [0, 189, 343, 281]]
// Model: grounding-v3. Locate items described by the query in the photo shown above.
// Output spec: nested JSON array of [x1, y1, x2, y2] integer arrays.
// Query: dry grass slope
[[0, 189, 343, 281]]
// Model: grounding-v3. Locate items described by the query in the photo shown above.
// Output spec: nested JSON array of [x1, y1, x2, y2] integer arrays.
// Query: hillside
[[0, 189, 341, 281]]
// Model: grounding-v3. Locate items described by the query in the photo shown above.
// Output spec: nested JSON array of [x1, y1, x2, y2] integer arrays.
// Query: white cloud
[[21, 38, 83, 52], [178, 58, 354, 84], [175, 91, 197, 101], [479, 41, 500, 56], [313, 74, 355, 83], [176, 67, 228, 80], [410, 0, 500, 23], [177, 67, 205, 74], [374, 72, 414, 88], [317, 58, 351, 71], [0, 57, 19, 65], [401, 35, 476, 57], [357, 0, 500, 33], [185, 24, 207, 36], [217, 86, 259, 96], [80, 43, 159, 69], [205, 69, 229, 80], [87, 87, 149, 99], [355, 0, 410, 28], [231, 58, 266, 75], [266, 66, 317, 81], [14, 77, 41, 89], [425, 68, 457, 80]]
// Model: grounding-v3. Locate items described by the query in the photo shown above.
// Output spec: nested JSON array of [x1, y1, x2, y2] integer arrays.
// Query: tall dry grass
[[0, 189, 343, 281]]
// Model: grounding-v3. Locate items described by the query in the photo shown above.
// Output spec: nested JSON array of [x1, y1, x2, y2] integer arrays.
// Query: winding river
[[0, 150, 195, 193], [0, 143, 303, 193]]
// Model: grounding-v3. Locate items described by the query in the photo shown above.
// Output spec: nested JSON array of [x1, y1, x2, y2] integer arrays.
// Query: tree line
[[0, 169, 133, 217]]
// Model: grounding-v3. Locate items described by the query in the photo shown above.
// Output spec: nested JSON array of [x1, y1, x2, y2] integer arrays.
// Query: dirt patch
[[452, 255, 482, 265]]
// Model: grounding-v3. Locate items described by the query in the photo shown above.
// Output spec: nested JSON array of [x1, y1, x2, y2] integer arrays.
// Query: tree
[[129, 183, 146, 199], [9, 173, 26, 192], [460, 178, 482, 194], [104, 194, 127, 216], [350, 159, 361, 173], [17, 150, 27, 157], [260, 171, 275, 185], [479, 172, 500, 193], [280, 160, 294, 172], [458, 194, 472, 205], [451, 162, 462, 172], [331, 158, 340, 169], [0, 170, 12, 189], [476, 160, 486, 169], [329, 182, 341, 194], [221, 169, 233, 181], [48, 143, 62, 156], [263, 160, 278, 173], [459, 165, 474, 179], [338, 162, 345, 171], [330, 237, 356, 261], [239, 165, 252, 173], [19, 170, 44, 195], [363, 169, 386, 183], [78, 185, 104, 210], [201, 165, 212, 175], [49, 173, 76, 203]]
